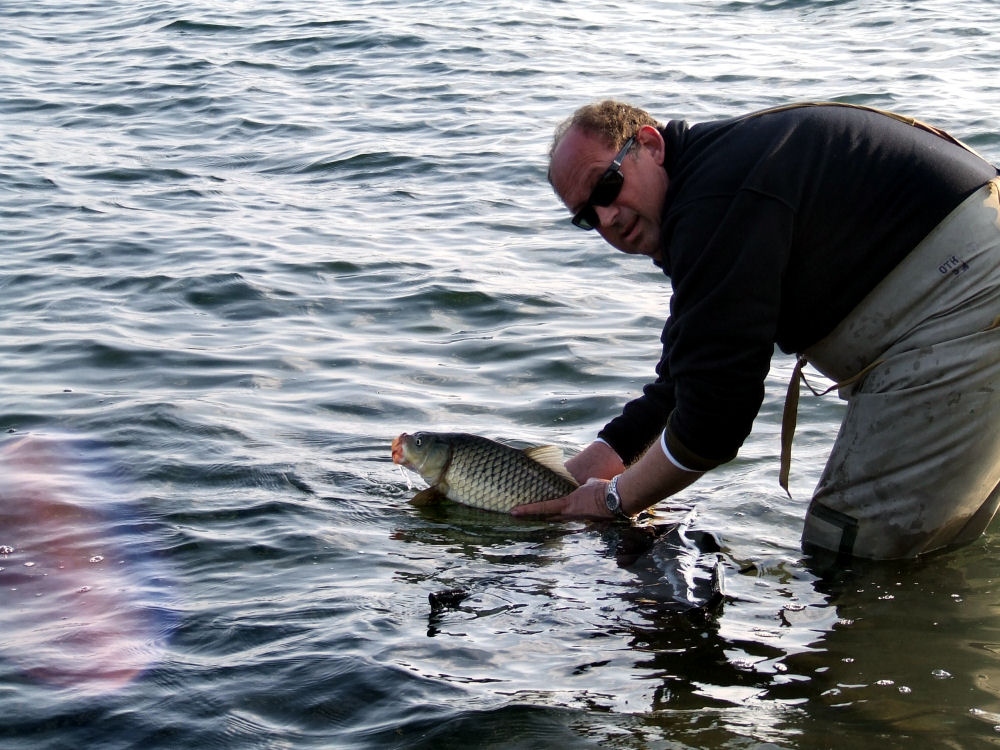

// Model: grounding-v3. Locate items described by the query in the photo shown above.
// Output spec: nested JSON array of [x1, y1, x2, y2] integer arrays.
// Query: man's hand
[[512, 437, 705, 520], [510, 478, 612, 519], [565, 440, 625, 484]]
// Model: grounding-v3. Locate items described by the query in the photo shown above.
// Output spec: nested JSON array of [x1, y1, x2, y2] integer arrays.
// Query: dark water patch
[[19, 234, 160, 269], [170, 535, 301, 571], [193, 658, 438, 748], [362, 704, 615, 750], [176, 272, 283, 319], [0, 169, 58, 192], [390, 284, 503, 320], [273, 259, 366, 277], [90, 403, 255, 455], [35, 339, 251, 377], [79, 102, 142, 119], [263, 150, 431, 178], [153, 460, 314, 495], [464, 336, 576, 366], [0, 97, 65, 116], [0, 707, 146, 750], [71, 166, 197, 184], [397, 501, 571, 543], [249, 30, 429, 55], [145, 51, 219, 76], [316, 396, 396, 420], [324, 393, 434, 430], [224, 117, 321, 139], [220, 57, 285, 74], [731, 0, 859, 10], [160, 19, 245, 35], [292, 18, 372, 32]]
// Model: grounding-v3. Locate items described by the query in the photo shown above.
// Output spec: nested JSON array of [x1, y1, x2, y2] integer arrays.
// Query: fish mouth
[[391, 433, 408, 465]]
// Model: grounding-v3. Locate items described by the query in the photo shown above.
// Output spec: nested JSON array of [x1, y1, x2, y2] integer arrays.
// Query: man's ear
[[635, 124, 665, 165]]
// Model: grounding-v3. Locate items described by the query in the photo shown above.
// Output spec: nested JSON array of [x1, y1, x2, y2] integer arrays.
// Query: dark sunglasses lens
[[572, 206, 598, 230], [571, 169, 624, 229], [589, 171, 624, 207]]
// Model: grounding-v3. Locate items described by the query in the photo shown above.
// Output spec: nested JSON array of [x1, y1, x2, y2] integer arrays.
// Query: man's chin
[[608, 229, 659, 259], [626, 241, 661, 263]]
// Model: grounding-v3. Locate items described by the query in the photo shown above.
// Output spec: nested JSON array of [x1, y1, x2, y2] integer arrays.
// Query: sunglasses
[[571, 135, 636, 230]]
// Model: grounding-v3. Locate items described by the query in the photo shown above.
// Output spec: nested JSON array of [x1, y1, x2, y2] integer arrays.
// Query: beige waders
[[798, 177, 1000, 560]]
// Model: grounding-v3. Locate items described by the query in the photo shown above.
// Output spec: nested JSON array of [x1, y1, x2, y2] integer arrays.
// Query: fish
[[391, 431, 578, 512]]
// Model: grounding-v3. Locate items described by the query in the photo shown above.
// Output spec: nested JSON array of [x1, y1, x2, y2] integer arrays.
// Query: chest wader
[[784, 177, 1000, 560]]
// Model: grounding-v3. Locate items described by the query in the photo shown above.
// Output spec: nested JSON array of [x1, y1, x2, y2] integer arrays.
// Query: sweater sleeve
[[597, 340, 676, 465], [600, 189, 795, 469]]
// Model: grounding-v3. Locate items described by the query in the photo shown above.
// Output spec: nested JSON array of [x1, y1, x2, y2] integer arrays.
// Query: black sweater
[[598, 103, 998, 469]]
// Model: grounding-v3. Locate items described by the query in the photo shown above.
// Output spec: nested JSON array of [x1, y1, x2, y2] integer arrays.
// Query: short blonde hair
[[549, 100, 660, 162]]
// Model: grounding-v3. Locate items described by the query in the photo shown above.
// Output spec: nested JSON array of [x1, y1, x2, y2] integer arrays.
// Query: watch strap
[[606, 474, 630, 521]]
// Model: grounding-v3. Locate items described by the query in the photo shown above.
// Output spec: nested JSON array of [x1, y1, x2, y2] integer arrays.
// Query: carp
[[391, 431, 578, 512]]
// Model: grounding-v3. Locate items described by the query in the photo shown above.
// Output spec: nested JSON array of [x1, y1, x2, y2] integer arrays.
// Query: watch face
[[605, 489, 618, 512]]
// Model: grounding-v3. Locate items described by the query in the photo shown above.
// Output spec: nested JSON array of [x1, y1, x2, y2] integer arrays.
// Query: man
[[512, 100, 1000, 561]]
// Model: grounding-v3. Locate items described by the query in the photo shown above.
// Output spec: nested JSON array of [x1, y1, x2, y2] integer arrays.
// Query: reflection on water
[[385, 491, 1000, 747], [745, 544, 1000, 746]]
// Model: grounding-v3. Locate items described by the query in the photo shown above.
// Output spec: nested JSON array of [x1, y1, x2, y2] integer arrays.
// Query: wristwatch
[[605, 474, 631, 521]]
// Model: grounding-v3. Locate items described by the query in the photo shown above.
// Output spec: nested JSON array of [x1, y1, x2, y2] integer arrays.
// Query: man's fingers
[[511, 480, 610, 519], [510, 496, 570, 517]]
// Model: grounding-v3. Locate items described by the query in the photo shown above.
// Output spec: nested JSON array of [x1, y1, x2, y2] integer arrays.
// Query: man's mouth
[[620, 216, 640, 247]]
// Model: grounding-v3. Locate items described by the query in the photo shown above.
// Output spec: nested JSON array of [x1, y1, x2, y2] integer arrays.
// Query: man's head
[[548, 101, 669, 262]]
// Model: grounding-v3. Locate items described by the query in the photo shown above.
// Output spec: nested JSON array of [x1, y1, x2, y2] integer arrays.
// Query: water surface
[[2, 0, 1000, 747]]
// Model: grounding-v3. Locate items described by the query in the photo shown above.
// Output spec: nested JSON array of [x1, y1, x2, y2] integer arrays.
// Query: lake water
[[2, 1, 1000, 747]]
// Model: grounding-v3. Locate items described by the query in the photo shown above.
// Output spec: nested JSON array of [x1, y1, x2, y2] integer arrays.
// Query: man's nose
[[594, 202, 619, 229]]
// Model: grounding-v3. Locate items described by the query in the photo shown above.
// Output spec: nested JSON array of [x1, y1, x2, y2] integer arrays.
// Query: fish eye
[[413, 436, 423, 447]]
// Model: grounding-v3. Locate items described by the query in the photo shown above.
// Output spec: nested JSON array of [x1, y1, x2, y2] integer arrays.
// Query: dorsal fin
[[523, 445, 578, 486]]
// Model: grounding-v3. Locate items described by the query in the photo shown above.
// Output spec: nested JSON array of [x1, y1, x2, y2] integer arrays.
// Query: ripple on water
[[2, 0, 1000, 748]]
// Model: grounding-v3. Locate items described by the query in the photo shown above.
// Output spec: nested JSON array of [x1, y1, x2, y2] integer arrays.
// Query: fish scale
[[445, 440, 569, 510]]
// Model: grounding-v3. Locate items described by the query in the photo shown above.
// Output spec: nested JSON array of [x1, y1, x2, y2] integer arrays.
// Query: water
[[2, 0, 1000, 747]]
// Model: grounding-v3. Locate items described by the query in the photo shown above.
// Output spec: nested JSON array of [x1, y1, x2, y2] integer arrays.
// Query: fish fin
[[411, 487, 446, 506], [523, 445, 578, 486]]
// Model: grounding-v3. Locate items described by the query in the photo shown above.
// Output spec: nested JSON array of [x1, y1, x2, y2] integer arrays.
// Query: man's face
[[549, 125, 668, 262]]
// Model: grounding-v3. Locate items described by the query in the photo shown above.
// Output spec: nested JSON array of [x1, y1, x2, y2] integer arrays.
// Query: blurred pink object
[[0, 434, 167, 694]]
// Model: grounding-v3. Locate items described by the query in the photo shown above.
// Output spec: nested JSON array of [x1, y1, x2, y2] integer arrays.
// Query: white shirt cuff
[[660, 429, 699, 473]]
